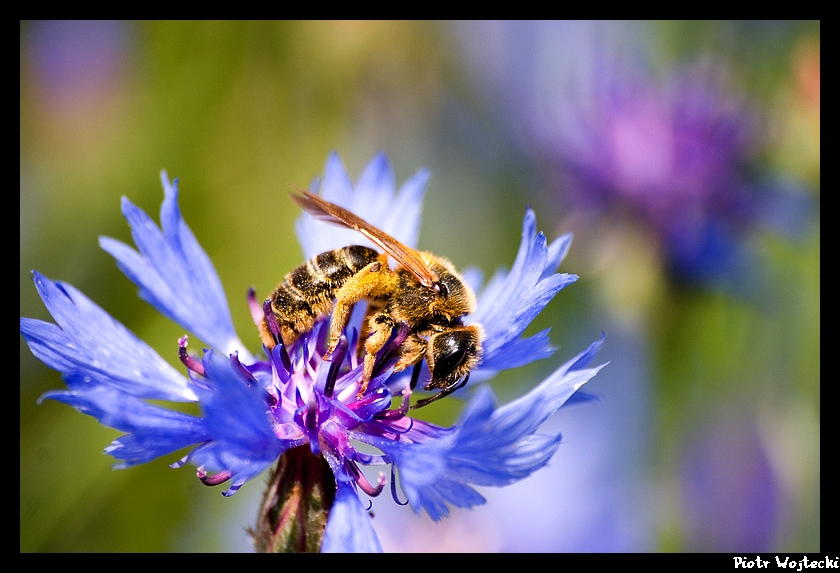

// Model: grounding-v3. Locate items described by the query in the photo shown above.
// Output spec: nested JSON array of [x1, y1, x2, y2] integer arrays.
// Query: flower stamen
[[197, 466, 233, 487], [178, 336, 205, 376], [269, 343, 292, 385], [323, 335, 348, 399], [262, 299, 281, 348], [230, 351, 258, 386], [389, 464, 409, 506], [346, 459, 385, 497], [375, 388, 413, 422], [247, 288, 263, 328]]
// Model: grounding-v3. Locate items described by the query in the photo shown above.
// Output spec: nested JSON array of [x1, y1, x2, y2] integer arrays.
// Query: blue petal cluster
[[20, 152, 605, 552]]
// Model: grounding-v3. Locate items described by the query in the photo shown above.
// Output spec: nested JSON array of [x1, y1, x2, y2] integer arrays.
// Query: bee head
[[425, 324, 483, 391]]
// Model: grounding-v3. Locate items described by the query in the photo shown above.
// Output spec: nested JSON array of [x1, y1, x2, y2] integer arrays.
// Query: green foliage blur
[[20, 21, 819, 552]]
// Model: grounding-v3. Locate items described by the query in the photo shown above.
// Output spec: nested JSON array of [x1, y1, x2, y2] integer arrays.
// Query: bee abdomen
[[298, 246, 379, 292], [263, 246, 379, 346]]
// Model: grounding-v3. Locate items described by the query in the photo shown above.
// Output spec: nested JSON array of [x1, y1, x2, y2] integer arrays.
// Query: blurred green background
[[20, 21, 819, 552]]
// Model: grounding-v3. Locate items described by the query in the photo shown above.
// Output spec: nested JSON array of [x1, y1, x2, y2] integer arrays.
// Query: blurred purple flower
[[537, 57, 769, 289], [547, 62, 755, 225], [541, 54, 821, 296]]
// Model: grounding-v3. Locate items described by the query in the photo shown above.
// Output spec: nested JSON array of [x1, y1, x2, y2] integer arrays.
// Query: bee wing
[[291, 189, 437, 288]]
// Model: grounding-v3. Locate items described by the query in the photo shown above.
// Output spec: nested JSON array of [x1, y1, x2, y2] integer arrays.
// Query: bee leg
[[393, 334, 427, 373], [323, 258, 392, 361], [358, 313, 395, 398], [357, 299, 386, 360], [409, 361, 422, 390]]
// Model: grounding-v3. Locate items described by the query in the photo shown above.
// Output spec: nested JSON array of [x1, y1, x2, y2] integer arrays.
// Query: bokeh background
[[20, 21, 819, 552]]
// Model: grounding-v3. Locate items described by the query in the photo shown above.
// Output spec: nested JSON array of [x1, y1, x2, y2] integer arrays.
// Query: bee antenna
[[410, 375, 469, 410]]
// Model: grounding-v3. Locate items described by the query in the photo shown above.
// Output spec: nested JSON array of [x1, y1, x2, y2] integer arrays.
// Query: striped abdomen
[[261, 245, 380, 348]]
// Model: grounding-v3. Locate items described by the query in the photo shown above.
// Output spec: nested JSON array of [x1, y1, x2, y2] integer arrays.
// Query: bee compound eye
[[434, 345, 468, 380], [431, 331, 476, 383]]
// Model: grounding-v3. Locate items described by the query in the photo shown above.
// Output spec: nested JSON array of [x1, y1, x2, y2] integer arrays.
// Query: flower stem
[[252, 445, 336, 553]]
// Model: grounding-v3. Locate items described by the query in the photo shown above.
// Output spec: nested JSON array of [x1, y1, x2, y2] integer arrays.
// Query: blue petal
[[387, 430, 489, 521], [320, 150, 356, 204], [22, 272, 196, 402], [188, 350, 285, 495], [351, 151, 399, 224], [99, 172, 247, 358], [321, 481, 383, 553], [42, 373, 206, 467], [374, 337, 606, 521], [295, 151, 429, 259], [543, 231, 573, 280], [444, 387, 564, 485], [353, 151, 429, 252], [489, 335, 607, 440], [471, 208, 578, 376], [296, 151, 359, 258]]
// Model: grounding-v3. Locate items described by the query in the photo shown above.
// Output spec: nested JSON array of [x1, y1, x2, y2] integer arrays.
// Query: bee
[[260, 191, 483, 409]]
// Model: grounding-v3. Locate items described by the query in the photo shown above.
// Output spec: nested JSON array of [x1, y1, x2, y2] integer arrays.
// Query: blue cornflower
[[20, 152, 605, 552]]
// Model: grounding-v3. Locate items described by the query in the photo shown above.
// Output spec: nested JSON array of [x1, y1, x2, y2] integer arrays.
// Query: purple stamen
[[230, 351, 258, 386], [371, 324, 411, 378], [293, 390, 332, 456], [389, 464, 409, 506], [304, 400, 318, 430], [247, 288, 263, 328], [376, 388, 413, 422], [269, 344, 291, 384], [197, 467, 233, 487], [178, 336, 205, 376], [262, 299, 281, 347], [323, 335, 348, 398], [346, 459, 385, 497], [230, 351, 278, 407]]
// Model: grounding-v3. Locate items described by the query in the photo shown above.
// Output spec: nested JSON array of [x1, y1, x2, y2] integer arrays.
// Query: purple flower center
[[177, 294, 418, 501]]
